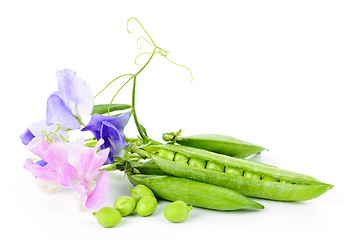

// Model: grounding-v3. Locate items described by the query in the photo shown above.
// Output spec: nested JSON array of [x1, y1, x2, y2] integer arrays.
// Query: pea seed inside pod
[[174, 153, 189, 164], [243, 171, 261, 180], [206, 162, 224, 172], [188, 157, 206, 168], [164, 200, 192, 223], [262, 175, 279, 182], [157, 149, 175, 160], [225, 166, 244, 176]]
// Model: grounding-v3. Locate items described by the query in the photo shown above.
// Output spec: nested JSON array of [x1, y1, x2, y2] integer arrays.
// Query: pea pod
[[131, 160, 168, 175], [91, 104, 131, 115], [112, 159, 168, 175], [128, 174, 264, 210], [144, 144, 333, 201], [170, 134, 266, 158]]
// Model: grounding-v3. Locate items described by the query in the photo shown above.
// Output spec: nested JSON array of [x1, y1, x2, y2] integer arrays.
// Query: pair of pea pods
[[129, 134, 333, 211]]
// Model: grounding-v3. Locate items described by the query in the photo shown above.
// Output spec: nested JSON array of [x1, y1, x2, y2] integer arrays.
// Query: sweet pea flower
[[46, 69, 94, 130], [20, 120, 68, 145], [81, 112, 130, 164], [24, 136, 110, 209]]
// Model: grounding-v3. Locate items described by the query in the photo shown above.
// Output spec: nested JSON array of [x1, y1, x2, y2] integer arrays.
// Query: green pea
[[129, 184, 155, 202], [206, 162, 224, 172], [113, 196, 137, 217], [174, 153, 189, 164], [157, 149, 175, 160], [136, 196, 157, 217], [225, 166, 244, 176], [188, 157, 206, 168], [262, 175, 279, 182], [243, 171, 261, 180], [280, 180, 291, 184], [93, 207, 121, 228], [164, 200, 192, 223]]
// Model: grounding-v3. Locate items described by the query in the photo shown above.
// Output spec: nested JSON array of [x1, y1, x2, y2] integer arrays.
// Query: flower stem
[[132, 75, 150, 142]]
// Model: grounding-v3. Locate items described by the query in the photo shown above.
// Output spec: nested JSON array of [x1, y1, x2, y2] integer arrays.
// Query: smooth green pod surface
[[146, 144, 333, 201], [128, 174, 264, 210], [175, 134, 265, 158], [131, 160, 168, 175], [91, 104, 131, 115]]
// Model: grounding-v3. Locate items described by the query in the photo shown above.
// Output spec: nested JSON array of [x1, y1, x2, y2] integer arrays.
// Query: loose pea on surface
[[113, 196, 137, 217], [129, 184, 155, 202], [93, 207, 122, 228], [136, 196, 158, 217], [164, 200, 192, 223]]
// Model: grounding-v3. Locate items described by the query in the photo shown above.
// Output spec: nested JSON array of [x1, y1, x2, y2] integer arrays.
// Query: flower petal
[[109, 112, 130, 136], [23, 158, 58, 182], [27, 137, 51, 161], [35, 160, 48, 167], [46, 92, 81, 129], [20, 120, 69, 145], [86, 147, 110, 181], [20, 128, 35, 145], [24, 158, 35, 170], [85, 170, 109, 209], [101, 121, 121, 139], [57, 163, 77, 187], [56, 69, 94, 117], [82, 113, 129, 164]]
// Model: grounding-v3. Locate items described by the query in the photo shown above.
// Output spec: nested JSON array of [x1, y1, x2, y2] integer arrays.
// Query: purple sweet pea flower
[[46, 69, 94, 129], [81, 112, 130, 164], [20, 69, 93, 145], [20, 120, 68, 145]]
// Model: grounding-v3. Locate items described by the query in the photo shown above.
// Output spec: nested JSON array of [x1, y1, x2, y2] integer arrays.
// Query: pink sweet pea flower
[[24, 136, 110, 209]]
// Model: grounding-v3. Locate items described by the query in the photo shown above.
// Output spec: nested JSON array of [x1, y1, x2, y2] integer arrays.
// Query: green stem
[[94, 73, 134, 99], [132, 75, 150, 142], [99, 18, 188, 142], [108, 75, 135, 116], [76, 116, 86, 127], [100, 164, 116, 172]]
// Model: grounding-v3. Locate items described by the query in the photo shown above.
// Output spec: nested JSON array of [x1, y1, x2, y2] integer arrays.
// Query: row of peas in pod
[[93, 184, 192, 228]]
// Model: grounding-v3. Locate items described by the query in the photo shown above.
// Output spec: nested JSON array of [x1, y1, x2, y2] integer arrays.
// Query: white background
[[1, 0, 359, 239]]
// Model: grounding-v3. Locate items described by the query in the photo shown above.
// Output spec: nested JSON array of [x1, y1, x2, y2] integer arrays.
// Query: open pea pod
[[143, 144, 333, 201], [128, 174, 264, 210], [170, 134, 266, 159]]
